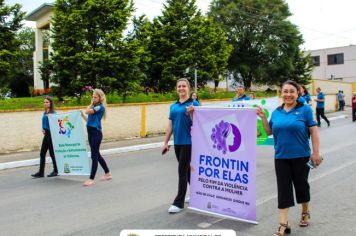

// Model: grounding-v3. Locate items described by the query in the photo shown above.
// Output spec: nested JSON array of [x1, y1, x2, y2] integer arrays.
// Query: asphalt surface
[[0, 111, 356, 236]]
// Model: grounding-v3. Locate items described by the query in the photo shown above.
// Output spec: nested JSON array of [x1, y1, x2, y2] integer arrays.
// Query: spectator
[[337, 90, 345, 111], [232, 85, 250, 101]]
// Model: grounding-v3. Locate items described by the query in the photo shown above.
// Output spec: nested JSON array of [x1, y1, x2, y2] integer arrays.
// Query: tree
[[0, 0, 25, 90], [8, 27, 35, 97], [146, 0, 232, 91], [50, 0, 142, 98], [209, 0, 311, 88]]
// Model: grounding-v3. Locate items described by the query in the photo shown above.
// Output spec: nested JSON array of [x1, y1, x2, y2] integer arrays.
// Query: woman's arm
[[85, 105, 95, 115], [256, 106, 272, 136], [162, 120, 173, 155], [309, 126, 321, 166], [80, 110, 88, 121]]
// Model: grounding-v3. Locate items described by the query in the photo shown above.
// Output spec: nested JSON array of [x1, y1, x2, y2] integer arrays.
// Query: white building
[[307, 45, 356, 82], [25, 3, 54, 90]]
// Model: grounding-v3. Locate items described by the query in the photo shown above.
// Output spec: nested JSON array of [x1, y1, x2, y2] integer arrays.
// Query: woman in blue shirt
[[32, 96, 58, 178], [162, 78, 199, 214], [232, 85, 250, 101], [81, 89, 112, 187], [257, 80, 321, 236], [300, 85, 312, 105]]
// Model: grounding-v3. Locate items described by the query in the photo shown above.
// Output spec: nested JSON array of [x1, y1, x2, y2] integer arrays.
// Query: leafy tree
[[146, 0, 231, 91], [50, 0, 142, 98], [209, 0, 311, 88], [9, 27, 35, 97], [0, 0, 25, 90], [126, 15, 153, 92]]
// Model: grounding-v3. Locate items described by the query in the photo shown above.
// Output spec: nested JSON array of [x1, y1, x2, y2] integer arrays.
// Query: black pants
[[275, 157, 310, 209], [87, 127, 109, 180], [352, 108, 356, 122], [39, 130, 58, 174], [173, 145, 192, 208], [316, 108, 329, 126], [338, 101, 345, 111]]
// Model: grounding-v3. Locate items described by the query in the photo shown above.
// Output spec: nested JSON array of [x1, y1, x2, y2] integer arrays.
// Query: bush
[[0, 90, 277, 111]]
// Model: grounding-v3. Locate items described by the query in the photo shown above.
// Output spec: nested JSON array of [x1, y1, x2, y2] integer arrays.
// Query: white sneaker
[[168, 205, 183, 214], [185, 197, 190, 203]]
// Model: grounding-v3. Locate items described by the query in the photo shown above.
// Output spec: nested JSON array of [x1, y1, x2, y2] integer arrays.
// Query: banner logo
[[58, 116, 75, 138], [211, 120, 241, 154]]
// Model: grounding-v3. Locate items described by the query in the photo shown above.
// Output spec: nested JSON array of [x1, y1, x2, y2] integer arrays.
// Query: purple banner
[[189, 107, 257, 224]]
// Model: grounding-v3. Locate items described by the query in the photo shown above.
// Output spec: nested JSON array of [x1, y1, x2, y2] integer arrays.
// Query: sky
[[4, 0, 356, 51]]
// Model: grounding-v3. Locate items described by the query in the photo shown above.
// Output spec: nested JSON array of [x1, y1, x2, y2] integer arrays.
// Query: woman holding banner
[[31, 96, 58, 178], [81, 89, 112, 187], [162, 78, 199, 214], [256, 80, 321, 236]]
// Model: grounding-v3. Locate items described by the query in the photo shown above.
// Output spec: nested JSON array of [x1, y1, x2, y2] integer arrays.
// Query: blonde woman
[[81, 89, 112, 187]]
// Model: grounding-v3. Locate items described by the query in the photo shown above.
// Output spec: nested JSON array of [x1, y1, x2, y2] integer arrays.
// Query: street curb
[[0, 141, 173, 171], [0, 114, 349, 171]]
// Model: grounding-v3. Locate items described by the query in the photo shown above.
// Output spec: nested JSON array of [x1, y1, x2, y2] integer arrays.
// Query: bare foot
[[83, 179, 95, 187], [101, 173, 112, 181]]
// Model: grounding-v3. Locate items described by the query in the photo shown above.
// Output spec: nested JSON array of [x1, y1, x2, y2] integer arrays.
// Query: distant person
[[190, 92, 200, 105], [300, 85, 312, 105], [249, 92, 256, 100], [257, 80, 321, 236], [162, 78, 199, 214], [81, 89, 112, 187], [232, 85, 250, 101], [144, 87, 150, 95], [314, 87, 330, 127], [31, 96, 58, 178], [352, 92, 356, 122], [337, 90, 345, 111]]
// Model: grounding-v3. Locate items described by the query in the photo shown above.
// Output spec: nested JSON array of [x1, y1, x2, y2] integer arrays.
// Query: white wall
[[308, 45, 356, 82]]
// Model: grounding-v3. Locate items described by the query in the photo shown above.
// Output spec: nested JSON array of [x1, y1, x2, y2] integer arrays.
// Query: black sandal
[[273, 222, 291, 236]]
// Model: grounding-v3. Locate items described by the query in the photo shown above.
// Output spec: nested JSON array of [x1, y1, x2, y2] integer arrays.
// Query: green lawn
[[0, 90, 277, 111]]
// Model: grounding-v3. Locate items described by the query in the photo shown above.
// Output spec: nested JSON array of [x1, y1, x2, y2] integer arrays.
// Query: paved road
[[1, 117, 356, 236]]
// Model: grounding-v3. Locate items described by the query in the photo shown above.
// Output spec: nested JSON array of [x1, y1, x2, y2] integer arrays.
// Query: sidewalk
[[0, 107, 351, 169]]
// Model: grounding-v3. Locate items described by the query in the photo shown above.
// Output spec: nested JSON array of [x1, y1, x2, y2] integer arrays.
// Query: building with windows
[[307, 45, 356, 82]]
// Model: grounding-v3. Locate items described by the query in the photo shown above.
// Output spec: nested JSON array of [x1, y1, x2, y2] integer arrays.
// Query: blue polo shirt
[[169, 98, 200, 145], [297, 96, 306, 104], [232, 94, 250, 102], [316, 92, 325, 108], [42, 111, 56, 131], [269, 102, 317, 159], [337, 92, 343, 101], [302, 93, 312, 104], [87, 104, 105, 131]]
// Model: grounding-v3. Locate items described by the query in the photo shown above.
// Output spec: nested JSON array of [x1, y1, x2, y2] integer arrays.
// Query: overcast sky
[[4, 0, 356, 50]]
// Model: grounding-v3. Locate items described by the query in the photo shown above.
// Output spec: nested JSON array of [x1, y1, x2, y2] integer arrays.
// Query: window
[[311, 56, 320, 66], [327, 53, 344, 65]]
